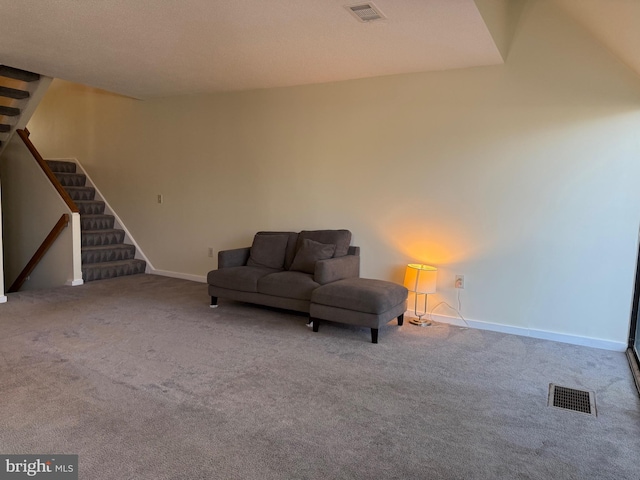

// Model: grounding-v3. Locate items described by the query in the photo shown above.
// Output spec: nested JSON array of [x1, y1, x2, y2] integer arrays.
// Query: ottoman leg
[[371, 328, 378, 344], [398, 314, 404, 326], [312, 318, 320, 332], [210, 296, 218, 308]]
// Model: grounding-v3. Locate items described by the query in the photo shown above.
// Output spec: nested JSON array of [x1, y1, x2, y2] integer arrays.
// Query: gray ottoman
[[310, 278, 408, 343]]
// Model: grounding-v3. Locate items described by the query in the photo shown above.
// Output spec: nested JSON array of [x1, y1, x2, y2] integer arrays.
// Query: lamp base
[[409, 317, 432, 327]]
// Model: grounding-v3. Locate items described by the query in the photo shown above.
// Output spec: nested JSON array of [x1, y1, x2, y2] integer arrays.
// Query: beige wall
[[27, 1, 640, 345], [0, 135, 80, 291]]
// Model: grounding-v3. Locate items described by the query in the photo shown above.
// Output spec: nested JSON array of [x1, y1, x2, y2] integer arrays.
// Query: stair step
[[53, 172, 86, 187], [0, 66, 40, 82], [82, 259, 146, 283], [0, 105, 20, 117], [81, 214, 115, 231], [0, 86, 29, 100], [46, 160, 76, 173], [76, 200, 105, 215], [82, 244, 136, 264], [82, 229, 125, 247], [0, 124, 10, 133], [65, 186, 95, 201]]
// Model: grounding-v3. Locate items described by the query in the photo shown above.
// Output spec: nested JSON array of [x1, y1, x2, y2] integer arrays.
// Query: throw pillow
[[289, 239, 336, 274], [246, 234, 289, 269], [296, 230, 351, 257]]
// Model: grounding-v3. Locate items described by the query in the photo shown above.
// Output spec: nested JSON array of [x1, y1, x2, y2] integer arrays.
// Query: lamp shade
[[404, 264, 437, 294]]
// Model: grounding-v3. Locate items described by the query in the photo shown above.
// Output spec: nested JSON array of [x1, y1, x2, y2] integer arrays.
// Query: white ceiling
[[0, 0, 637, 99]]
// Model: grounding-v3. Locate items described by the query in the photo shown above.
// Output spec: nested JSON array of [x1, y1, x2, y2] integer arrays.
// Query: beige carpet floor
[[1, 274, 639, 479]]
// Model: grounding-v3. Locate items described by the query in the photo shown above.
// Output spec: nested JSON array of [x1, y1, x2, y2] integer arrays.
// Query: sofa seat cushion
[[311, 278, 408, 314], [258, 271, 320, 300], [207, 266, 280, 293]]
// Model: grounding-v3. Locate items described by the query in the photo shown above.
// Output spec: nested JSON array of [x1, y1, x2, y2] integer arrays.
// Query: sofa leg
[[371, 328, 378, 344], [312, 318, 320, 332], [210, 296, 218, 308], [398, 314, 404, 326]]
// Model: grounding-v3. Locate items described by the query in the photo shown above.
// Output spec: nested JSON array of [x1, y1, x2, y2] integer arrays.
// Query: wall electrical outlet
[[455, 275, 465, 289], [208, 247, 214, 258]]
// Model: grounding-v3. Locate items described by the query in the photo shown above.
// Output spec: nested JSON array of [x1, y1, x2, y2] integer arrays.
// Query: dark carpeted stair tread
[[64, 186, 96, 201], [81, 214, 115, 231], [0, 86, 30, 99], [0, 124, 10, 133], [0, 105, 20, 116], [75, 200, 105, 215], [46, 160, 76, 173], [81, 229, 125, 247], [0, 65, 40, 82], [54, 172, 86, 187], [82, 259, 146, 282], [82, 244, 136, 264]]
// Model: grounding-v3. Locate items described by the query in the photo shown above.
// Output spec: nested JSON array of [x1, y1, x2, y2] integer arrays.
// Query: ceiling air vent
[[345, 3, 386, 23]]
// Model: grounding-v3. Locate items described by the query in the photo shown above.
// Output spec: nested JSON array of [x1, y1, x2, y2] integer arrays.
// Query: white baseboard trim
[[0, 295, 7, 304], [150, 269, 207, 283], [413, 312, 627, 352], [525, 329, 627, 352], [66, 279, 84, 287]]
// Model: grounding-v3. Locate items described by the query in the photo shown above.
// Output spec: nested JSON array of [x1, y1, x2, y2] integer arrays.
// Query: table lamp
[[404, 263, 437, 326]]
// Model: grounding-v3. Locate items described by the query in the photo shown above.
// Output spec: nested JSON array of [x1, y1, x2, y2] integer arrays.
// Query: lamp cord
[[428, 288, 469, 327]]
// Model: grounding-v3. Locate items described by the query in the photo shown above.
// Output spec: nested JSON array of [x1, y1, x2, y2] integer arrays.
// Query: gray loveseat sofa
[[207, 230, 360, 313]]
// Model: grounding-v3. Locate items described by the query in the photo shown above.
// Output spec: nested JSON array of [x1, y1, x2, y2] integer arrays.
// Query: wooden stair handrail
[[16, 129, 79, 213], [8, 214, 70, 293]]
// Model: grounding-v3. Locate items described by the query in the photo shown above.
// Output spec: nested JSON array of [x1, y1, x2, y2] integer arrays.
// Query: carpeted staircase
[[0, 65, 40, 149], [46, 160, 146, 282]]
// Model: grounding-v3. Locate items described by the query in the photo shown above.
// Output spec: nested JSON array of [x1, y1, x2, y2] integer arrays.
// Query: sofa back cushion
[[253, 231, 299, 270], [246, 233, 290, 269], [296, 230, 352, 258]]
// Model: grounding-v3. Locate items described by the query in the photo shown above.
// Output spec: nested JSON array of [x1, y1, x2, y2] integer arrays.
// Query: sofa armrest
[[314, 255, 360, 285], [218, 247, 250, 268]]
